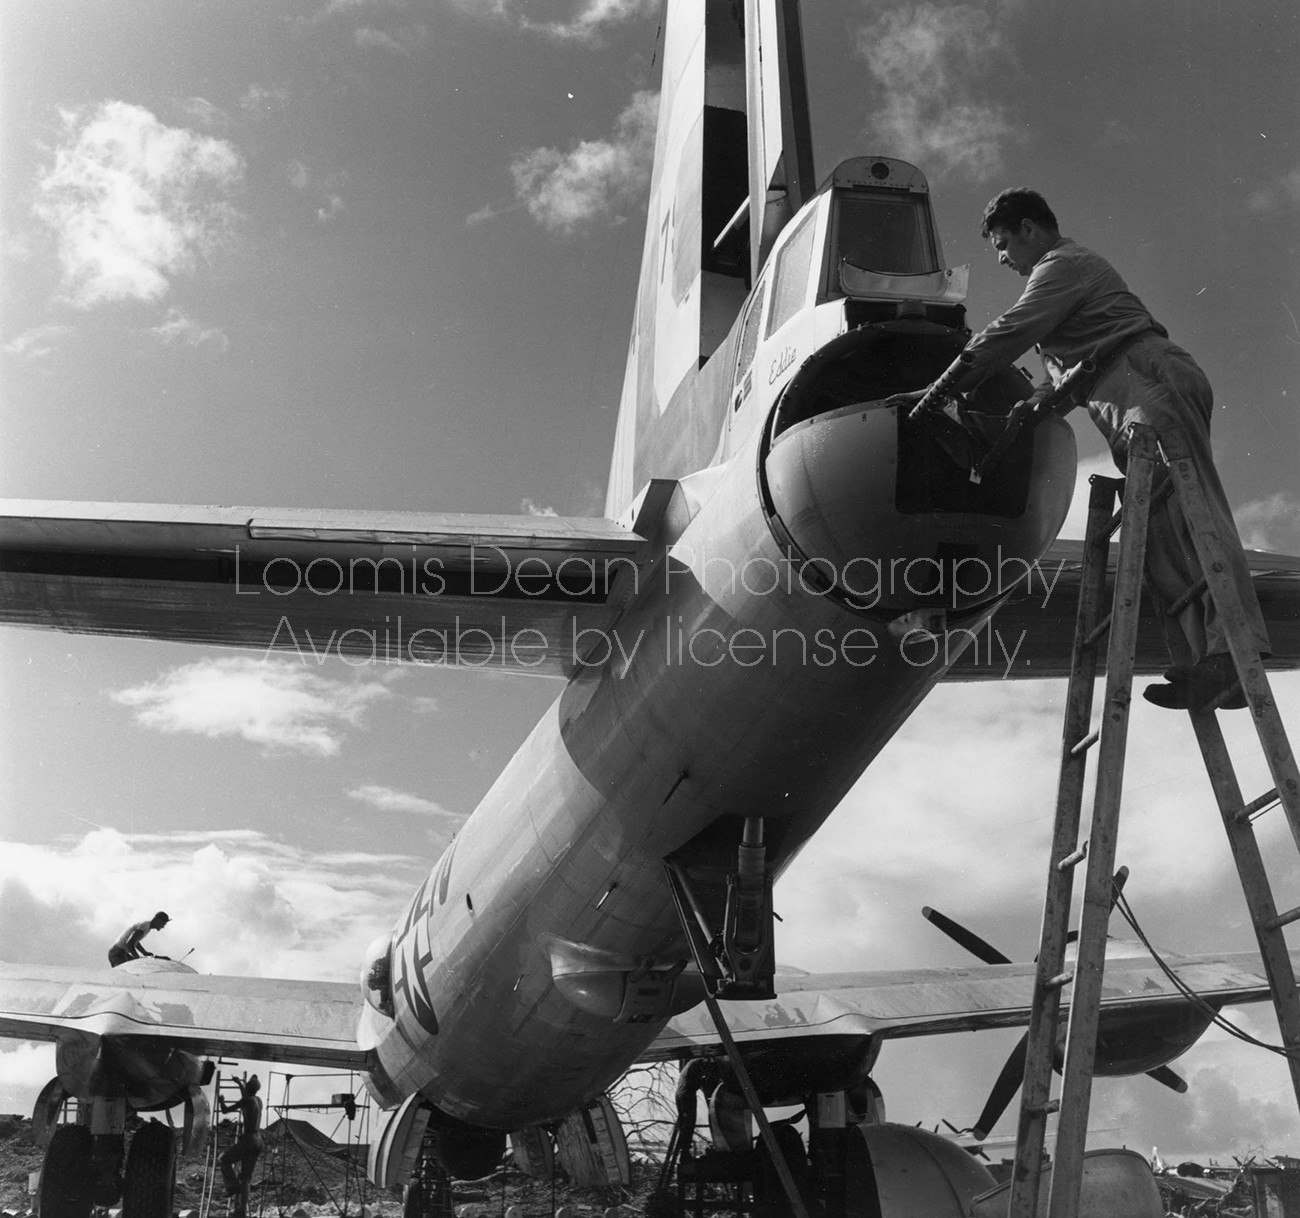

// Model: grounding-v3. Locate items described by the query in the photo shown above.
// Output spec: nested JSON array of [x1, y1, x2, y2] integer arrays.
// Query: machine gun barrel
[[970, 358, 1097, 484], [907, 352, 976, 421]]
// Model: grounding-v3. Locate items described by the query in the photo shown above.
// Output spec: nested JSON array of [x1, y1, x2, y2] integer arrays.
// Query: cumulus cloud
[[776, 671, 1300, 976], [1096, 1020, 1300, 1158], [1247, 167, 1300, 215], [179, 96, 228, 129], [33, 102, 243, 309], [3, 323, 74, 363], [147, 307, 229, 351], [0, 1043, 59, 1115], [0, 826, 425, 1114], [287, 160, 347, 224], [1235, 492, 1300, 554], [0, 879, 97, 966], [465, 199, 526, 227], [355, 24, 428, 54], [450, 0, 656, 42], [111, 656, 391, 756], [347, 784, 460, 820], [773, 668, 1300, 1154], [0, 827, 420, 979], [521, 497, 560, 517], [854, 3, 1019, 180], [511, 89, 657, 234]]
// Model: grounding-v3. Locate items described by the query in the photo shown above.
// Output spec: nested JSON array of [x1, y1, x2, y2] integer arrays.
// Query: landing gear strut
[[668, 816, 776, 1001], [667, 817, 807, 1218]]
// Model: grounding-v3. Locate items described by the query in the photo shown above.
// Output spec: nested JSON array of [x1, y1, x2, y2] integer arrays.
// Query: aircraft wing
[[0, 960, 368, 1070], [644, 949, 1284, 1059], [4, 502, 1296, 682], [0, 488, 674, 678], [960, 540, 1300, 681]]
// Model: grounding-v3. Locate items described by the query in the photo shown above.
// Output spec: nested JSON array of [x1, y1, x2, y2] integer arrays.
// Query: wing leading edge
[[3, 950, 1282, 1093], [0, 961, 368, 1071], [644, 950, 1285, 1060]]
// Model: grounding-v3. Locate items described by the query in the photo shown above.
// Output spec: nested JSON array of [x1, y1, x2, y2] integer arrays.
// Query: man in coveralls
[[896, 188, 1269, 710]]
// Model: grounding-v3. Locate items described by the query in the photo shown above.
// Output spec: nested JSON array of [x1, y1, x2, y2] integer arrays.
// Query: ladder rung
[[1234, 788, 1280, 825], [1016, 426, 1300, 1200], [1167, 576, 1208, 618], [1069, 729, 1100, 757], [1106, 478, 1174, 532], [1083, 614, 1113, 648], [1090, 505, 1124, 547], [1265, 906, 1300, 933], [1058, 844, 1088, 870]]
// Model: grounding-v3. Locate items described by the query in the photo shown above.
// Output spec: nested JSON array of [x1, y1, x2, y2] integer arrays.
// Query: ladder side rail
[[1159, 428, 1300, 847], [1048, 425, 1161, 1218], [1186, 707, 1300, 1108], [1007, 475, 1122, 1218]]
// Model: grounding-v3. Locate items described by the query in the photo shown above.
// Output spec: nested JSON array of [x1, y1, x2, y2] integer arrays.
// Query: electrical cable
[[1113, 890, 1300, 1059]]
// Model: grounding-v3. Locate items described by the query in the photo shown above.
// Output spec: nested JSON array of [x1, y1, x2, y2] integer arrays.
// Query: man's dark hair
[[981, 188, 1059, 238]]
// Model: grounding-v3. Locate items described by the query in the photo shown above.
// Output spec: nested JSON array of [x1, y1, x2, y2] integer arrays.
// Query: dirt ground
[[0, 1113, 657, 1216]]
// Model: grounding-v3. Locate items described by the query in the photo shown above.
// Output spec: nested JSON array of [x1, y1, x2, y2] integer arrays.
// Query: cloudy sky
[[3, 0, 1300, 1162]]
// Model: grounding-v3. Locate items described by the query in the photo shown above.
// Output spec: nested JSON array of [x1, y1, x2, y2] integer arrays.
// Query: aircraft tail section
[[745, 0, 815, 280], [605, 0, 813, 518]]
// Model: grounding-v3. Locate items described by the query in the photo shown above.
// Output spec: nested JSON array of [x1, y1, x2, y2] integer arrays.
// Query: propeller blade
[[921, 907, 1012, 965], [970, 1034, 1028, 1140], [1110, 865, 1130, 908], [1144, 1064, 1188, 1093]]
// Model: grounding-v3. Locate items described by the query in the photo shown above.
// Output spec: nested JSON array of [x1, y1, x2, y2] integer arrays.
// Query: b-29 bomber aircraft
[[3, 0, 1299, 1213]]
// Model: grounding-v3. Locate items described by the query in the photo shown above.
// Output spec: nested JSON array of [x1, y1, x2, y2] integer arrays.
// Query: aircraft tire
[[37, 1125, 95, 1218], [121, 1121, 177, 1218]]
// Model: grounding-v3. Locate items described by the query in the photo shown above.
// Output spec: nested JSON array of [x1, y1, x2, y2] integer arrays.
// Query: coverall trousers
[[1084, 335, 1270, 666]]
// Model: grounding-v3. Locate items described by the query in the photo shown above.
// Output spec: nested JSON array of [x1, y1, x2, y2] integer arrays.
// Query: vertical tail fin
[[745, 0, 814, 280], [605, 0, 815, 518]]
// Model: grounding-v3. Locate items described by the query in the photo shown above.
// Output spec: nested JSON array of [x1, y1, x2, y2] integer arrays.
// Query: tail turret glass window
[[835, 194, 938, 276]]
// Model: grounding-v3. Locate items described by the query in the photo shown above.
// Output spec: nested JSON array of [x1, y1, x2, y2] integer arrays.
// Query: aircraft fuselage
[[356, 162, 1077, 1129]]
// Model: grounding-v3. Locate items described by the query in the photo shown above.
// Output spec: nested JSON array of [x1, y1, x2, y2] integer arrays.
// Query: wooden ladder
[[1007, 423, 1300, 1218]]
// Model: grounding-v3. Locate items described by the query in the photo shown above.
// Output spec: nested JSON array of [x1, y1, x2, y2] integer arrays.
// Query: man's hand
[[882, 388, 927, 410], [1018, 387, 1054, 417]]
